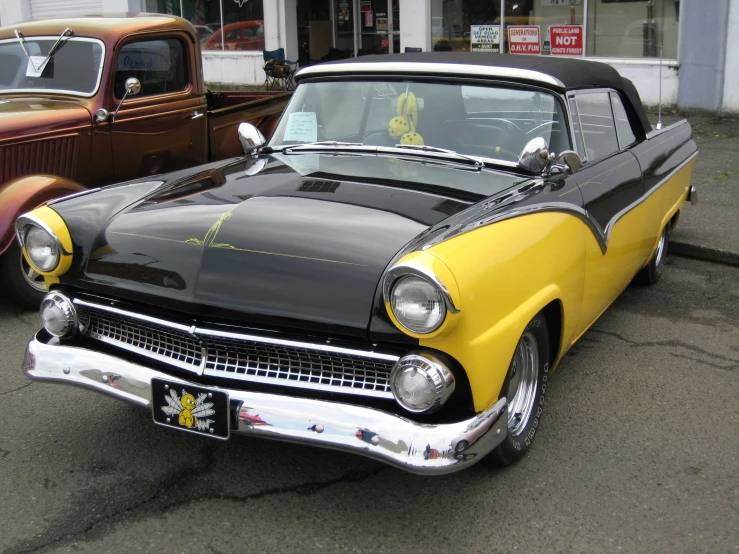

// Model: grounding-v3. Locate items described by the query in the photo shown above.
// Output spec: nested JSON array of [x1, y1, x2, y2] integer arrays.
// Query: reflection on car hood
[[54, 154, 525, 337], [0, 97, 91, 142]]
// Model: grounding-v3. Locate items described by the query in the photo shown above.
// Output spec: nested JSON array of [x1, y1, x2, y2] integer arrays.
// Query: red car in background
[[203, 20, 265, 51]]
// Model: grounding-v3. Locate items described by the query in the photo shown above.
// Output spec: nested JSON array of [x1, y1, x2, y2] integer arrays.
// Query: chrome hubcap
[[20, 251, 47, 292], [507, 332, 539, 436], [655, 227, 667, 267]]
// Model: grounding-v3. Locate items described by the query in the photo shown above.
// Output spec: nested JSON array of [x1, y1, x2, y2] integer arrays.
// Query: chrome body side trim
[[645, 119, 690, 140], [417, 151, 698, 255], [15, 213, 72, 256], [23, 333, 507, 475], [295, 62, 565, 88]]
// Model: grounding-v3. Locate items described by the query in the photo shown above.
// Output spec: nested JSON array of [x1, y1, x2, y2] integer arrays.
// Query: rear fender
[[0, 175, 86, 256]]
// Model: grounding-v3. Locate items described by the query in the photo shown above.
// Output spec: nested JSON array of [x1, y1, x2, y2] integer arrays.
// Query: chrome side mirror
[[518, 137, 549, 174], [109, 77, 142, 123], [549, 150, 582, 175], [238, 122, 266, 154]]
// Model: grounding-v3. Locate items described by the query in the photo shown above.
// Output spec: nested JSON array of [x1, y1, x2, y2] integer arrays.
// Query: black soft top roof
[[302, 52, 652, 137]]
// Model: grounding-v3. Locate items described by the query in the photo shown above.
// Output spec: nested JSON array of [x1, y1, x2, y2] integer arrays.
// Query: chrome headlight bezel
[[382, 263, 459, 335], [15, 214, 71, 273]]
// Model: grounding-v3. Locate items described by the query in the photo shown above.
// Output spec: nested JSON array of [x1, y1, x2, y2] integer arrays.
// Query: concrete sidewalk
[[654, 112, 739, 266]]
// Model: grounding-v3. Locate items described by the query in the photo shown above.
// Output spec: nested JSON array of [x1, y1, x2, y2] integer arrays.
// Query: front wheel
[[0, 239, 47, 310], [491, 312, 550, 466]]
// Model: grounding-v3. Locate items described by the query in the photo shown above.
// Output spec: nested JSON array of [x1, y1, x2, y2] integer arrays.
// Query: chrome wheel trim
[[507, 331, 539, 436], [20, 252, 47, 293], [655, 226, 668, 268]]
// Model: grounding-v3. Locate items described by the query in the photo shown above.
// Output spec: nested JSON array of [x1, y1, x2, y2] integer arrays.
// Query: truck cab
[[0, 15, 290, 307]]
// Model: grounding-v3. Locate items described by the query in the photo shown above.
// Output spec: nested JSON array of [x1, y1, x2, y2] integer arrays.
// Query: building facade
[[1, 0, 737, 113]]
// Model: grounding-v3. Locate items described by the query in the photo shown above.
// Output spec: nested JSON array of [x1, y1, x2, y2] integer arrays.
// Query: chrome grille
[[78, 308, 203, 371], [203, 337, 393, 394], [76, 302, 397, 398]]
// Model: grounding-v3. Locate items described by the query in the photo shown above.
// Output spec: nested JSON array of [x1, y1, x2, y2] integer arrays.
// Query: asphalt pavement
[[1, 255, 737, 554]]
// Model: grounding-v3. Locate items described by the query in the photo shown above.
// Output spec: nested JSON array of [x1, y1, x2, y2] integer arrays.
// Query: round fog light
[[40, 292, 78, 338], [390, 354, 455, 413]]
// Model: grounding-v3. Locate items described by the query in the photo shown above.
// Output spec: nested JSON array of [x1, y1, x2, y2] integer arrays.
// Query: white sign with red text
[[549, 25, 584, 56], [508, 26, 541, 55]]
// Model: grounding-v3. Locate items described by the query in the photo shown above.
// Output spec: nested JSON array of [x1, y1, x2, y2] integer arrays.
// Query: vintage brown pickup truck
[[0, 15, 290, 307]]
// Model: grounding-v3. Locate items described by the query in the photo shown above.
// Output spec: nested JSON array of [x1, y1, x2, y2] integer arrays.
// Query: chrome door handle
[[191, 111, 204, 120]]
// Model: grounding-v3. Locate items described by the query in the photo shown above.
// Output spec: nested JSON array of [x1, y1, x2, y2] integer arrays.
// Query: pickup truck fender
[[0, 175, 87, 256]]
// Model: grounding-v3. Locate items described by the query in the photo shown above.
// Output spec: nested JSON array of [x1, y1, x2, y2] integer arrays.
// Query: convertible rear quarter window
[[574, 92, 619, 161]]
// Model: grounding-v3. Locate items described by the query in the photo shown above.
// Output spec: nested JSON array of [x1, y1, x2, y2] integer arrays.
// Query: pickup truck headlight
[[390, 275, 446, 334], [24, 225, 60, 272]]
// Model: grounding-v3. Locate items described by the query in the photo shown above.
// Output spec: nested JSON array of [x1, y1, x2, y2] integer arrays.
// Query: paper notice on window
[[283, 112, 318, 143], [25, 56, 50, 78]]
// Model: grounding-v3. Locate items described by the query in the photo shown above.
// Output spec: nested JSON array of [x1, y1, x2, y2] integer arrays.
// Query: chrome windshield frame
[[0, 36, 106, 98]]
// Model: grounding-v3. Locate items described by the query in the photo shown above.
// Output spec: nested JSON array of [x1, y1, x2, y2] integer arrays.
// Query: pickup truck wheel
[[490, 312, 549, 466], [636, 223, 669, 285], [0, 240, 47, 309]]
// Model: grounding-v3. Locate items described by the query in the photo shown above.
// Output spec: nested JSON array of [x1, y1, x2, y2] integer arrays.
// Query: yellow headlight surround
[[17, 205, 73, 278], [383, 251, 461, 340]]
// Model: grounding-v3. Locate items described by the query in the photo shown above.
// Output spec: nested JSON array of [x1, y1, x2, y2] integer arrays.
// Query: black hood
[[54, 154, 526, 337]]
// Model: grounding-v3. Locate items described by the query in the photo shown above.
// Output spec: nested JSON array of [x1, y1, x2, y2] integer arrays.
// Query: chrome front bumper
[[24, 333, 507, 475]]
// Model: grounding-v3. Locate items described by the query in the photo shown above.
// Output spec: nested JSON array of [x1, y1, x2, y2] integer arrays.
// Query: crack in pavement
[[6, 449, 387, 554], [591, 329, 739, 371], [0, 382, 33, 396]]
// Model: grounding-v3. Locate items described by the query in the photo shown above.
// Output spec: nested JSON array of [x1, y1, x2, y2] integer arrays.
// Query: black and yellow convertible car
[[18, 53, 698, 474]]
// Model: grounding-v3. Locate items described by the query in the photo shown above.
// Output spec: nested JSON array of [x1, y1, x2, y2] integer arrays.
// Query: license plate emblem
[[151, 378, 230, 439]]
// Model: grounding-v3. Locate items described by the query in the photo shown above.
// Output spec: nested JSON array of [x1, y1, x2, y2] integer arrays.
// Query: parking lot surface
[[0, 256, 737, 554]]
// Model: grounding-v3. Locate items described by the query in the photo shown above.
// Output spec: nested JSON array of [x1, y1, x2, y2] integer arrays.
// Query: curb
[[671, 240, 739, 267]]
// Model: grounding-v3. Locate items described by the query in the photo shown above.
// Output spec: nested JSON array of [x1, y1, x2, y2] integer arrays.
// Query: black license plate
[[151, 378, 230, 440]]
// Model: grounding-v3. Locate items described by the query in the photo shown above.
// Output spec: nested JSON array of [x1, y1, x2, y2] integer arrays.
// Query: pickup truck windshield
[[269, 81, 570, 163], [0, 37, 103, 96]]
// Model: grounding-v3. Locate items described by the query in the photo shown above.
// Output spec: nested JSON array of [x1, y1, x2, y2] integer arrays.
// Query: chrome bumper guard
[[24, 333, 507, 475]]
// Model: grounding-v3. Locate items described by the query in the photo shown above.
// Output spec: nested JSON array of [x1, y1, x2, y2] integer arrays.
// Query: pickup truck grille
[[1, 136, 79, 182], [75, 301, 397, 399]]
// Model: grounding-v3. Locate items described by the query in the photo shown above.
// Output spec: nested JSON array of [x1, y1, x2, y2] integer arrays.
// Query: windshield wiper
[[14, 28, 72, 72], [389, 144, 485, 169], [271, 141, 365, 153]]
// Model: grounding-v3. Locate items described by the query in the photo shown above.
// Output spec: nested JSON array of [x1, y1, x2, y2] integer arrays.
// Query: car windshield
[[269, 80, 570, 163], [0, 37, 103, 96]]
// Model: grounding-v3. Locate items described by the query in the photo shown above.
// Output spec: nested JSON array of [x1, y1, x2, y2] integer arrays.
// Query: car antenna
[[655, 40, 664, 130]]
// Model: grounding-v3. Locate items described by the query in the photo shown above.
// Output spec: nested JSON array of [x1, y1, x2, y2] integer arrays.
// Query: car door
[[568, 90, 645, 330], [108, 36, 207, 182]]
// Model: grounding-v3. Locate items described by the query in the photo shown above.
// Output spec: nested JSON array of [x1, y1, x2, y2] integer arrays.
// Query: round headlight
[[40, 292, 78, 338], [390, 354, 455, 413], [25, 225, 60, 272], [390, 275, 446, 334]]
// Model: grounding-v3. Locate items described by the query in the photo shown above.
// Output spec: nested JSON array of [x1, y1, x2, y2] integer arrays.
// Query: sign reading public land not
[[508, 26, 541, 55], [549, 25, 583, 56], [470, 25, 500, 53]]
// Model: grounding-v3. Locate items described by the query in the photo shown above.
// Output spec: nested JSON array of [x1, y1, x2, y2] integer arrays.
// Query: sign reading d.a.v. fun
[[508, 25, 541, 55]]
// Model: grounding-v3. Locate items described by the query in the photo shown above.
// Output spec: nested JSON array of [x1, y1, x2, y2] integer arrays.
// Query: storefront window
[[145, 0, 264, 52], [431, 0, 678, 59], [587, 0, 679, 59]]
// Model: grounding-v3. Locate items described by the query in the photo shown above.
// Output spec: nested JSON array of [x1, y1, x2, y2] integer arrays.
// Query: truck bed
[[207, 91, 291, 161]]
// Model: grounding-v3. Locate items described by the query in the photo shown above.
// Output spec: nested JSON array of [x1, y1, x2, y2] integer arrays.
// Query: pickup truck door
[[108, 36, 207, 182], [568, 91, 645, 330]]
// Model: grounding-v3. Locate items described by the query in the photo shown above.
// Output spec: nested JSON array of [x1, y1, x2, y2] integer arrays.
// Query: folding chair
[[263, 48, 298, 91]]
